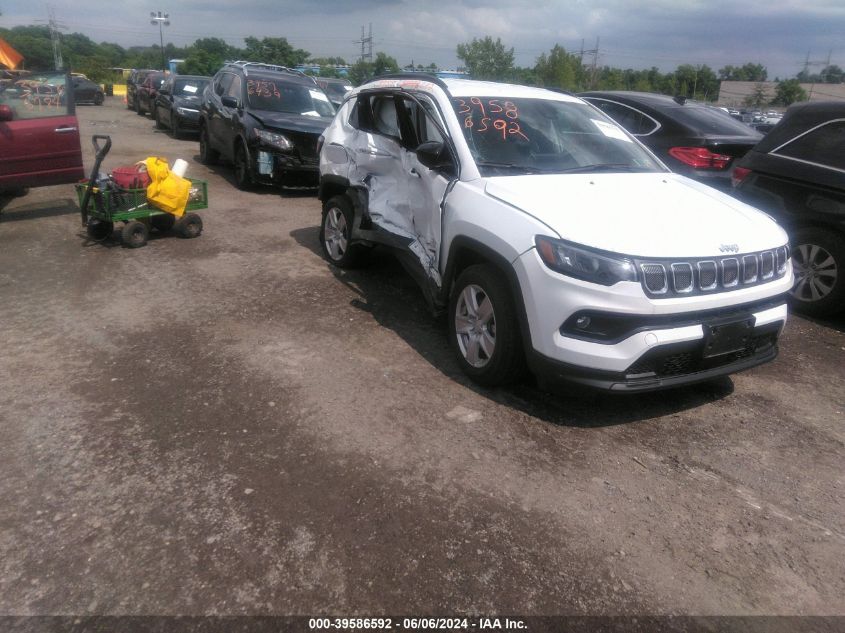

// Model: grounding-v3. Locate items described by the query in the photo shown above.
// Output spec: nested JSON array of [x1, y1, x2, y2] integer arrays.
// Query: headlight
[[176, 106, 199, 116], [535, 236, 637, 286], [255, 129, 293, 151]]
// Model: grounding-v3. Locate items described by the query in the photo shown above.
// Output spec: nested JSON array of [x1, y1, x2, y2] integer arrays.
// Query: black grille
[[636, 248, 789, 297], [761, 251, 774, 279], [642, 264, 667, 293], [671, 263, 693, 292], [722, 258, 739, 286], [698, 261, 717, 289], [625, 331, 778, 379], [743, 255, 759, 283]]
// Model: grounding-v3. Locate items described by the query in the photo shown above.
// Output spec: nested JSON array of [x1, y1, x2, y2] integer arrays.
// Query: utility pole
[[355, 23, 373, 63], [36, 6, 66, 70], [150, 11, 170, 72]]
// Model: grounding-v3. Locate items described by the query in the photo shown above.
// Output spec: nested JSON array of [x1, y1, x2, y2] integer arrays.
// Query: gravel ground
[[1, 98, 843, 618]]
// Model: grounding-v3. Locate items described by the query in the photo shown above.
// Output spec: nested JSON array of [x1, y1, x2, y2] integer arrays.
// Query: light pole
[[150, 11, 170, 71]]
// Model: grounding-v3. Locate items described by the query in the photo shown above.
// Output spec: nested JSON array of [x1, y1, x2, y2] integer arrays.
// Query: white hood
[[484, 173, 788, 259]]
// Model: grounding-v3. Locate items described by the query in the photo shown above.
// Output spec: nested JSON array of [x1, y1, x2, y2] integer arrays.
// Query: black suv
[[126, 68, 156, 112], [733, 101, 845, 317], [199, 61, 335, 189]]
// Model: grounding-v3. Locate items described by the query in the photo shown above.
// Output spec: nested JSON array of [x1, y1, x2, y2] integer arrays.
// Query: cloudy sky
[[2, 0, 842, 79]]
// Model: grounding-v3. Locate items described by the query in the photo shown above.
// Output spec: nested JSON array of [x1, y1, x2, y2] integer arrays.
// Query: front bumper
[[174, 109, 201, 129], [250, 146, 319, 189], [515, 247, 791, 391]]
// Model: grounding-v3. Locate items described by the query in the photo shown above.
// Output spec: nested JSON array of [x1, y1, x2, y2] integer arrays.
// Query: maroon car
[[135, 71, 167, 117], [0, 71, 84, 196]]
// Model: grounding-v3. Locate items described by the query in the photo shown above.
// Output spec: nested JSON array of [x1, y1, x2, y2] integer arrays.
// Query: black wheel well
[[319, 176, 351, 203], [443, 238, 533, 353]]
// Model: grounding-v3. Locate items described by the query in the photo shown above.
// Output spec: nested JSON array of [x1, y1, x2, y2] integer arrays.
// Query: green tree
[[456, 36, 514, 81], [772, 79, 807, 106], [242, 36, 308, 67], [534, 44, 582, 90], [718, 63, 767, 82], [820, 64, 843, 83], [179, 37, 235, 76], [347, 52, 399, 85], [744, 82, 770, 108]]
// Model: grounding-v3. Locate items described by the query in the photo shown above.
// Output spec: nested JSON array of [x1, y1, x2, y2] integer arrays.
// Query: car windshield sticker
[[591, 119, 632, 142], [310, 90, 330, 103], [248, 80, 281, 98], [454, 97, 529, 141], [182, 84, 198, 94]]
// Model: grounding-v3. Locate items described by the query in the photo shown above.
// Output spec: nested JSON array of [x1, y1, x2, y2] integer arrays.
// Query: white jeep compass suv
[[318, 75, 792, 392]]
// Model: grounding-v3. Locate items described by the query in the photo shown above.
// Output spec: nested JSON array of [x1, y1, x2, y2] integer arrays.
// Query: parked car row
[[4, 66, 841, 395]]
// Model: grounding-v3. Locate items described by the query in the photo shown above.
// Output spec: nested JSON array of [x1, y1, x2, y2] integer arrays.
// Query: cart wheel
[[151, 213, 176, 232], [86, 218, 113, 241], [122, 220, 149, 248], [176, 213, 203, 239]]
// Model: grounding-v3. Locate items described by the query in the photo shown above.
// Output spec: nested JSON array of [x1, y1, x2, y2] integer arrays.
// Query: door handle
[[55, 126, 78, 134]]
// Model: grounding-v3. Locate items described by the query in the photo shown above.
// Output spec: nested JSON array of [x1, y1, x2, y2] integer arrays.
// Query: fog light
[[576, 316, 591, 329]]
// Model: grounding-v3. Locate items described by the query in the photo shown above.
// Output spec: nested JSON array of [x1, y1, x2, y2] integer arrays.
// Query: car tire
[[170, 112, 181, 139], [94, 93, 103, 106], [176, 213, 203, 239], [121, 220, 149, 248], [448, 264, 526, 387], [126, 93, 134, 110], [199, 124, 219, 165], [135, 98, 144, 115], [151, 213, 176, 233], [233, 142, 253, 190], [154, 107, 164, 130], [319, 195, 365, 268], [789, 227, 845, 317]]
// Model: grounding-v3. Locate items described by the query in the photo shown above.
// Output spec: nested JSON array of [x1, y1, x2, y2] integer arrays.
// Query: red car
[[0, 71, 84, 196], [135, 72, 167, 117]]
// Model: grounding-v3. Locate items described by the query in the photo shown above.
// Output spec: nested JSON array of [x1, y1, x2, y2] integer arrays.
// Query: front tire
[[121, 220, 149, 248], [789, 227, 845, 317], [176, 213, 203, 239], [448, 264, 526, 387], [319, 196, 365, 268], [94, 93, 104, 106], [154, 107, 164, 130], [135, 97, 143, 115], [199, 125, 219, 165], [233, 143, 253, 190]]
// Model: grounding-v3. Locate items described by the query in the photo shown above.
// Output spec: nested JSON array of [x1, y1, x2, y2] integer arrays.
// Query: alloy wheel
[[454, 284, 496, 368], [323, 207, 348, 261], [792, 243, 837, 302]]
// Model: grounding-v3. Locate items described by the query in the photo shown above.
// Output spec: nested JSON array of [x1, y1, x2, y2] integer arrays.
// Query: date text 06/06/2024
[[307, 617, 527, 630]]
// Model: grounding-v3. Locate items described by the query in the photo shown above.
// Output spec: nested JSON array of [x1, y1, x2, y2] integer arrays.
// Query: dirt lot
[[1, 98, 843, 617]]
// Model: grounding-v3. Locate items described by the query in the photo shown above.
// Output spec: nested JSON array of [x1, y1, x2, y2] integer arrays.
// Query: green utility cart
[[76, 135, 208, 248]]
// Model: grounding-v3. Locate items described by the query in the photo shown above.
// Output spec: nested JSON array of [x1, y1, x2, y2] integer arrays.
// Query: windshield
[[173, 78, 208, 97], [247, 79, 335, 117], [451, 96, 664, 176]]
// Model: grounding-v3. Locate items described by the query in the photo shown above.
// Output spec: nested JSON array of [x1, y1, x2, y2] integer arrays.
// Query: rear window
[[663, 104, 760, 136], [773, 119, 845, 171]]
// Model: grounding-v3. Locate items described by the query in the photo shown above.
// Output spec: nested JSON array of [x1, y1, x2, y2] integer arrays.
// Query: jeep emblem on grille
[[719, 244, 739, 253]]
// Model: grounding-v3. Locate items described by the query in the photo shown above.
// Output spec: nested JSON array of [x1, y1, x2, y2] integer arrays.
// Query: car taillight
[[731, 166, 752, 188], [668, 147, 732, 170]]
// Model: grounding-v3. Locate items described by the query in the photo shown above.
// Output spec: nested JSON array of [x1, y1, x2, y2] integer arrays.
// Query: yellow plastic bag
[[145, 156, 190, 217]]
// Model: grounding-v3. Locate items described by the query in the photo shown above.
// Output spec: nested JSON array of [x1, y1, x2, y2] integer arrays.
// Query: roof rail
[[372, 72, 450, 91], [223, 60, 313, 81]]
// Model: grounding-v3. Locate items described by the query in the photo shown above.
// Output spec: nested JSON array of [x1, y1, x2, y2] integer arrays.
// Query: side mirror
[[415, 141, 452, 171], [221, 96, 240, 109], [0, 104, 13, 121]]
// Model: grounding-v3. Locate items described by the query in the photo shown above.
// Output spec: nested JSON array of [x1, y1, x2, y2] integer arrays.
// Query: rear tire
[[448, 264, 526, 387], [176, 213, 203, 239], [199, 125, 219, 165], [789, 227, 845, 317], [319, 195, 365, 268], [121, 220, 149, 248]]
